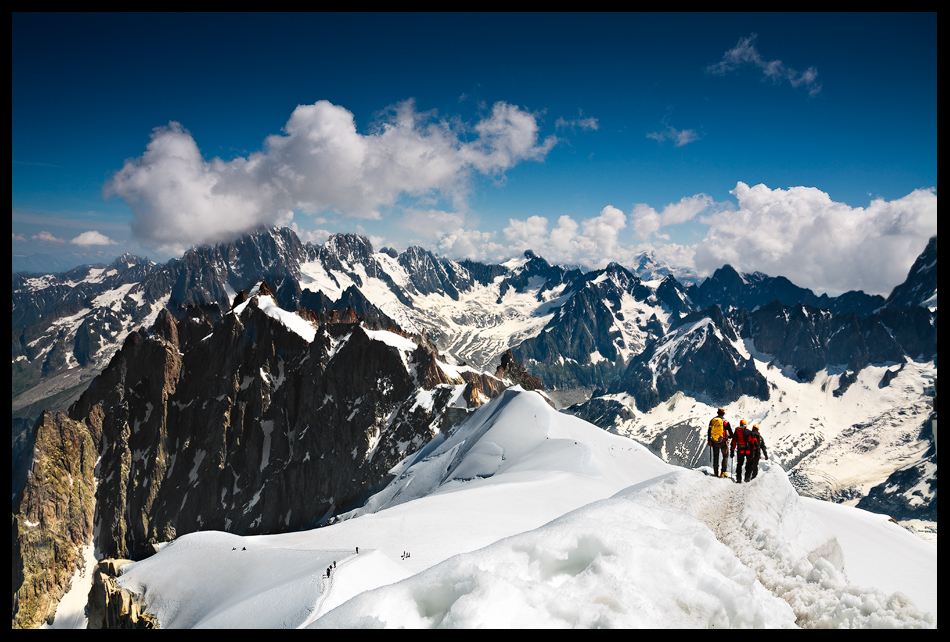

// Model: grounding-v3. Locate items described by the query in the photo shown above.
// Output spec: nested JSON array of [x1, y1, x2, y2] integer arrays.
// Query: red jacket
[[731, 426, 758, 456]]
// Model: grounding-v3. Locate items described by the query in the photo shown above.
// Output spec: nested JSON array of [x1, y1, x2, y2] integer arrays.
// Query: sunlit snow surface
[[117, 390, 935, 628]]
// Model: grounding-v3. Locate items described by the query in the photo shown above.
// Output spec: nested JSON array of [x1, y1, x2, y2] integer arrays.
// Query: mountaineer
[[747, 424, 768, 480], [707, 408, 733, 477], [730, 419, 757, 483]]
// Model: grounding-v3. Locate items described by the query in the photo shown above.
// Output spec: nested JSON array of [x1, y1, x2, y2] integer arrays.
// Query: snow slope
[[117, 390, 936, 628]]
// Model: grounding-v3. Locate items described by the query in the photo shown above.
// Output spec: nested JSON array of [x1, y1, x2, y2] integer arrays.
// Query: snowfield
[[109, 389, 936, 628]]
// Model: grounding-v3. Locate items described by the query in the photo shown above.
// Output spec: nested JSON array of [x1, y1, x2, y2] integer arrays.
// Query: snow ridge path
[[300, 551, 358, 628], [672, 465, 934, 628]]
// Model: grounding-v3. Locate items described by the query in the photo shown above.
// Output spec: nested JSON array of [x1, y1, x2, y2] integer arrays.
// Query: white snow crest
[[316, 462, 934, 629], [314, 488, 797, 628], [633, 464, 934, 628]]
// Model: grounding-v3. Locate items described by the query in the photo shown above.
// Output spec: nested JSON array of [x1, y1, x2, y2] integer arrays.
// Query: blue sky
[[12, 13, 936, 295]]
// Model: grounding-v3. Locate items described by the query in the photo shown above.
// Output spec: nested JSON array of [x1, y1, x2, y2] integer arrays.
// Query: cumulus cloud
[[70, 230, 116, 246], [436, 205, 630, 270], [646, 126, 700, 147], [429, 183, 934, 296], [693, 182, 937, 296], [632, 194, 716, 240], [707, 34, 821, 96], [436, 228, 505, 263], [13, 232, 26, 242], [105, 100, 558, 253], [401, 208, 467, 241], [32, 231, 64, 243]]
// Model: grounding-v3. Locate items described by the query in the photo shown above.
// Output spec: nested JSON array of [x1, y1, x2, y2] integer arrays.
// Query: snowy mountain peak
[[324, 233, 376, 265]]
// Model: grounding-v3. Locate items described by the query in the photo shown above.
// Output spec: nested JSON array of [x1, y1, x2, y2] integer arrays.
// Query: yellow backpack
[[709, 417, 725, 442]]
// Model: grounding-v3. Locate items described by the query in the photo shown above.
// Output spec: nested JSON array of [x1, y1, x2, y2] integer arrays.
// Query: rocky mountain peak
[[325, 233, 375, 265], [151, 308, 179, 347], [885, 235, 937, 311]]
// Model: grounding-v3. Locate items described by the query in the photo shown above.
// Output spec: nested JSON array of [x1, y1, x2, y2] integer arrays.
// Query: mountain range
[[11, 228, 937, 627]]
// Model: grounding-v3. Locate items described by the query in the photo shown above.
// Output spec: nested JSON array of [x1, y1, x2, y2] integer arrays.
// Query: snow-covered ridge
[[232, 290, 317, 343], [116, 390, 935, 628]]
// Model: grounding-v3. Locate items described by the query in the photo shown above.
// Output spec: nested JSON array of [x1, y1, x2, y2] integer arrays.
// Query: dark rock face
[[687, 264, 884, 316], [300, 285, 399, 331], [514, 262, 668, 391], [81, 298, 502, 560], [610, 306, 769, 412], [857, 453, 937, 522], [498, 251, 574, 300], [13, 229, 313, 422], [564, 397, 636, 432], [884, 236, 937, 311], [495, 349, 545, 392], [654, 275, 693, 319], [12, 291, 516, 627], [748, 301, 925, 382]]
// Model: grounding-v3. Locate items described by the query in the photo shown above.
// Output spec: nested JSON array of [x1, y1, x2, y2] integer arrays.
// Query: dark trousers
[[735, 452, 750, 481], [748, 455, 761, 480], [710, 442, 728, 475]]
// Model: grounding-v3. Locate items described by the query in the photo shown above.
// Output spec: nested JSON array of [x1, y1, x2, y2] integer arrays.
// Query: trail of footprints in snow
[[691, 479, 933, 628]]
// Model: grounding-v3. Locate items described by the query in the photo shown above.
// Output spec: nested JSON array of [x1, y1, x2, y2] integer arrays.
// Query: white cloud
[[12, 232, 26, 242], [105, 100, 558, 253], [707, 34, 821, 96], [437, 206, 629, 270], [70, 230, 117, 246], [693, 182, 937, 296], [632, 194, 716, 240], [32, 231, 64, 243], [503, 215, 550, 247], [555, 115, 599, 132], [581, 205, 627, 259], [436, 228, 504, 262], [433, 184, 934, 296], [646, 126, 700, 147], [631, 203, 663, 240], [401, 209, 467, 241]]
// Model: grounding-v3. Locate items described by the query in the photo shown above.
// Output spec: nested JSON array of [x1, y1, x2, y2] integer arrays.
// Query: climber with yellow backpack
[[707, 408, 733, 477]]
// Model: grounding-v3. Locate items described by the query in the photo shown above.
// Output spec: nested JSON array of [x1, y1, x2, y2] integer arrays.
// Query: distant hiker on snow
[[707, 408, 733, 477], [747, 424, 768, 481], [730, 419, 760, 483]]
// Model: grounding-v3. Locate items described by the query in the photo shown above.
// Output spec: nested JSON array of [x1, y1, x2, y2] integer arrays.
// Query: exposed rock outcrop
[[12, 411, 98, 629], [495, 349, 545, 392], [86, 559, 156, 629]]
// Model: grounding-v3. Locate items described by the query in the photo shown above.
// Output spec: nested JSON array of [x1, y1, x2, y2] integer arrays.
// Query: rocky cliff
[[12, 411, 98, 629], [11, 285, 522, 627], [609, 305, 770, 413]]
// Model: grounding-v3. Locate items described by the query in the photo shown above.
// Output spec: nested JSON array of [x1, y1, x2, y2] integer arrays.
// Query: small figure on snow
[[707, 408, 733, 477], [731, 420, 758, 483], [747, 424, 768, 480]]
